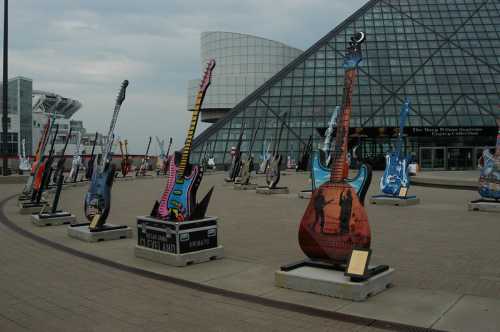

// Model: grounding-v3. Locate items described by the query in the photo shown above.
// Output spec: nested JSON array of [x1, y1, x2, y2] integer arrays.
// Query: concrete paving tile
[[337, 286, 460, 328], [204, 264, 277, 295], [433, 295, 500, 332], [261, 287, 350, 312]]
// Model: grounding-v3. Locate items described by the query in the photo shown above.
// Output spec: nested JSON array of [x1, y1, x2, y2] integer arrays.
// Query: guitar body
[[239, 157, 254, 185], [479, 149, 500, 200], [19, 158, 30, 172], [84, 165, 115, 222], [266, 154, 282, 188], [162, 164, 202, 221], [311, 151, 372, 203], [380, 153, 410, 196], [299, 182, 371, 263]]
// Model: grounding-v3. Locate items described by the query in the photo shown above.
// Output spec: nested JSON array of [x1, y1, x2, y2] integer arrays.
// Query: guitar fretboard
[[178, 92, 204, 176], [330, 69, 357, 183]]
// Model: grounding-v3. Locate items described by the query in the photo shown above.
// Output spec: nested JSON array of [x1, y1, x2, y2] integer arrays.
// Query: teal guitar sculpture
[[311, 106, 372, 203]]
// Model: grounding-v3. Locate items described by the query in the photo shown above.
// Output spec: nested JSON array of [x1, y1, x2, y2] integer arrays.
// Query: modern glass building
[[187, 32, 302, 123], [189, 0, 499, 170], [0, 77, 33, 156]]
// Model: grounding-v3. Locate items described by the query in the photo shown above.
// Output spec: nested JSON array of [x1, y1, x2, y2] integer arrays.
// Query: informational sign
[[316, 126, 497, 138]]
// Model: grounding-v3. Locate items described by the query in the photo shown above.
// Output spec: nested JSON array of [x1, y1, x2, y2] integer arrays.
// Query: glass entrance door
[[419, 147, 446, 170], [447, 147, 474, 170]]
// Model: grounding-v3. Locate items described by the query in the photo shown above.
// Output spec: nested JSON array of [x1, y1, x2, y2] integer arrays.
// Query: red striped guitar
[[298, 32, 370, 264]]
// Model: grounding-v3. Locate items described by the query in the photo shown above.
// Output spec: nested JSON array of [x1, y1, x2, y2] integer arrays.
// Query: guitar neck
[[178, 90, 204, 175], [495, 129, 500, 157], [330, 69, 357, 182]]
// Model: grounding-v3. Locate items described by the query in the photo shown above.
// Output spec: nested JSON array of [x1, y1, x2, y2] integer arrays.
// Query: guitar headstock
[[199, 59, 216, 93], [343, 32, 365, 70], [116, 80, 129, 106], [169, 137, 173, 144]]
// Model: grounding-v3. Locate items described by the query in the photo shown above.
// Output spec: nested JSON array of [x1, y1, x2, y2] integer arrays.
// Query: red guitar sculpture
[[298, 32, 370, 264]]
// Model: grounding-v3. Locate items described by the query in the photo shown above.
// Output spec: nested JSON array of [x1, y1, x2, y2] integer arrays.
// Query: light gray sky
[[2, 0, 366, 154]]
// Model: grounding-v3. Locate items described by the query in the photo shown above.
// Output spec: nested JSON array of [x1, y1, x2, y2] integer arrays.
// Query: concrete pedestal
[[468, 200, 500, 213], [32, 212, 76, 226], [135, 245, 224, 267], [370, 195, 420, 206], [233, 183, 258, 190], [256, 186, 290, 195], [275, 266, 394, 301], [68, 224, 132, 242], [19, 202, 48, 215], [298, 190, 312, 199]]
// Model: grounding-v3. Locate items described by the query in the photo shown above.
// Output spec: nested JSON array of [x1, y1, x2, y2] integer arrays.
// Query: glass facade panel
[[191, 0, 500, 170]]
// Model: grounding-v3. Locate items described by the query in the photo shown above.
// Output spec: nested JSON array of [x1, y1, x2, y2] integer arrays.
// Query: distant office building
[[187, 31, 302, 123], [190, 0, 500, 170], [0, 77, 33, 156]]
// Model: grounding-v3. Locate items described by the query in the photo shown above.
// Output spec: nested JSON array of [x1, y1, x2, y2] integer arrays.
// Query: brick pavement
[[0, 182, 392, 332]]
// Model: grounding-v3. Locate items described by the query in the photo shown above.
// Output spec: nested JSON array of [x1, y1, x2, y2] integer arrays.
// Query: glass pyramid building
[[190, 0, 500, 170]]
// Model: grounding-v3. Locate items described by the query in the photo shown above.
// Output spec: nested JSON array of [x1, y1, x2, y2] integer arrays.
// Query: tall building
[[190, 0, 500, 170], [0, 77, 33, 156], [187, 31, 302, 123]]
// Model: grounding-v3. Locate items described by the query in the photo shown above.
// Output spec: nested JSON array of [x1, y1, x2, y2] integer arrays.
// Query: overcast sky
[[2, 0, 366, 154]]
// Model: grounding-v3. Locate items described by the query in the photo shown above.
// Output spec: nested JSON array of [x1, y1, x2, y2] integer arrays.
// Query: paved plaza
[[1, 170, 499, 331]]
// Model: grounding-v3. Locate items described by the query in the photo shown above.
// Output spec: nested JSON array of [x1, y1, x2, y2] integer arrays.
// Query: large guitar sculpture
[[295, 135, 313, 172], [311, 106, 372, 202], [266, 121, 286, 189], [156, 136, 172, 175], [380, 97, 411, 197], [44, 129, 72, 215], [52, 128, 73, 185], [84, 80, 129, 228], [225, 123, 246, 182], [68, 132, 83, 182], [155, 60, 216, 221], [85, 132, 99, 180], [258, 140, 271, 174], [18, 138, 31, 173], [239, 120, 262, 185], [22, 114, 55, 196], [33, 124, 60, 203], [478, 118, 500, 200], [299, 32, 370, 264], [136, 136, 152, 176]]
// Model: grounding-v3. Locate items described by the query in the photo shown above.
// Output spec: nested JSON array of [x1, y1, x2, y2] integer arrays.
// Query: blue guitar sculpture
[[478, 118, 500, 200], [380, 97, 411, 196], [311, 106, 372, 203], [84, 80, 128, 229]]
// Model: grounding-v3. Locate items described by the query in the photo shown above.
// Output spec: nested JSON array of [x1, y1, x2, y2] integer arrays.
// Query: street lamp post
[[2, 0, 8, 175]]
